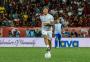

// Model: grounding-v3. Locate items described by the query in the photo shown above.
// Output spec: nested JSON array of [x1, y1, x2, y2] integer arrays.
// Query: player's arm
[[44, 15, 54, 26], [43, 22, 54, 26], [61, 24, 64, 34]]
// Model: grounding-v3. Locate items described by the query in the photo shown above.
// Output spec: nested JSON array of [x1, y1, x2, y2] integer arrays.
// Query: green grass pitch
[[0, 47, 90, 62]]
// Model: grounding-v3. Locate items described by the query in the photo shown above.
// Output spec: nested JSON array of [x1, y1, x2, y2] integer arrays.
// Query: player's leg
[[44, 35, 50, 48], [43, 31, 52, 57], [47, 31, 52, 50], [59, 34, 62, 47], [55, 34, 59, 48], [42, 31, 50, 49], [48, 39, 52, 49]]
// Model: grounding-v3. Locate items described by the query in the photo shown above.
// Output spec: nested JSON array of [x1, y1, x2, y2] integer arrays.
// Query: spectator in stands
[[59, 8, 64, 14], [15, 29, 20, 37], [29, 30, 35, 37], [50, 9, 58, 16], [80, 28, 88, 37], [26, 28, 30, 37], [11, 28, 20, 37], [71, 29, 78, 37], [8, 31, 13, 37], [77, 6, 84, 16], [12, 12, 20, 26], [34, 5, 40, 16], [0, 5, 6, 14], [35, 28, 41, 37], [2, 17, 9, 26], [4, 2, 11, 14], [31, 16, 36, 26], [64, 20, 69, 27], [35, 17, 41, 27], [63, 29, 71, 37], [78, 17, 83, 27], [2, 16, 13, 26], [67, 11, 73, 17], [22, 12, 29, 26]]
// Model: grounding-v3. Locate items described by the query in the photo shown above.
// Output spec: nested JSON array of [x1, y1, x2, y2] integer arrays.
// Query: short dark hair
[[43, 6, 49, 10]]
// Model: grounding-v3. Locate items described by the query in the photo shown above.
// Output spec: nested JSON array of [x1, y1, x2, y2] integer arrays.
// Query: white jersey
[[40, 14, 54, 31], [55, 23, 62, 34]]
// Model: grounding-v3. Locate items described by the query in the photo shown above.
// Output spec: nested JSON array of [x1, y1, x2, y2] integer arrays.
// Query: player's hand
[[45, 24, 53, 27], [43, 21, 53, 26], [43, 22, 50, 25]]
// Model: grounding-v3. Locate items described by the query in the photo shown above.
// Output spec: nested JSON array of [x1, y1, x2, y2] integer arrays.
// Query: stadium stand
[[0, 0, 90, 37]]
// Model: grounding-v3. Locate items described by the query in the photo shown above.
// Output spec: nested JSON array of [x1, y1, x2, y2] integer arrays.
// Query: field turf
[[0, 48, 90, 62]]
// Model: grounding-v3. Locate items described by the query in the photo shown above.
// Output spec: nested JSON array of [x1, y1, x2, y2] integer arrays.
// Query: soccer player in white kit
[[40, 7, 54, 54]]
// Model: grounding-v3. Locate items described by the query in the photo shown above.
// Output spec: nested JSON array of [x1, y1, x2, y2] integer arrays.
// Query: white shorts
[[42, 30, 52, 40]]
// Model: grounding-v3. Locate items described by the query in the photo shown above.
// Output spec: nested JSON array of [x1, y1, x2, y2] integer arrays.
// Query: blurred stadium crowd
[[0, 0, 90, 37]]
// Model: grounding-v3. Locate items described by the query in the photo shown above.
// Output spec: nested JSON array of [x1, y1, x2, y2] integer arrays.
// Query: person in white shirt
[[40, 7, 54, 55], [54, 19, 63, 48]]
